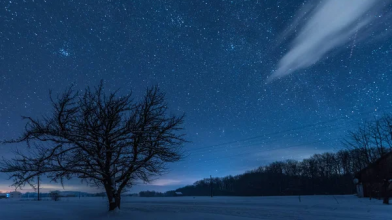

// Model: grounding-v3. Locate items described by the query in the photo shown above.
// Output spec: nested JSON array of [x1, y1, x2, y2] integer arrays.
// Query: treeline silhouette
[[139, 190, 180, 197], [138, 149, 369, 197], [139, 191, 165, 197], [175, 150, 357, 196], [139, 115, 392, 197]]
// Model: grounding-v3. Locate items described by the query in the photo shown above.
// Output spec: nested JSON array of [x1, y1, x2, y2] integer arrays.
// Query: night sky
[[1, 0, 392, 193]]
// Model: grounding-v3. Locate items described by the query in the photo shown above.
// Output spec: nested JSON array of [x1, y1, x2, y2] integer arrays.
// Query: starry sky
[[1, 0, 392, 193]]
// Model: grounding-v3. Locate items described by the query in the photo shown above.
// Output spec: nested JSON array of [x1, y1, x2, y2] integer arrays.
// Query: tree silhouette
[[0, 82, 185, 211]]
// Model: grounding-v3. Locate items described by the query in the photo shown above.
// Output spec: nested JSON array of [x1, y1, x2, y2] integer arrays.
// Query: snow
[[0, 195, 391, 219]]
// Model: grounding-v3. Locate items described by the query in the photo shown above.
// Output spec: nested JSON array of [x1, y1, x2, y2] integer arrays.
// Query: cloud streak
[[148, 178, 198, 186], [149, 179, 181, 186], [269, 0, 389, 81], [254, 146, 328, 162]]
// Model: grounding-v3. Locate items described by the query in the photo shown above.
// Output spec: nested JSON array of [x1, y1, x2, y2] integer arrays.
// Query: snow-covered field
[[0, 195, 391, 219]]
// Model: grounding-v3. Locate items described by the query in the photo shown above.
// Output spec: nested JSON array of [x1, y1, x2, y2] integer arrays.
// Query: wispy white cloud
[[269, 0, 390, 81], [149, 179, 181, 186], [254, 146, 327, 162], [0, 183, 89, 193], [148, 178, 197, 186]]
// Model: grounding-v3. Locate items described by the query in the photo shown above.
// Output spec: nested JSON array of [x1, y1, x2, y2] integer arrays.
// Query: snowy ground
[[0, 195, 391, 219]]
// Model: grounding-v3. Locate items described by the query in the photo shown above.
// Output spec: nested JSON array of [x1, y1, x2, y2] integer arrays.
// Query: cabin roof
[[355, 150, 392, 179]]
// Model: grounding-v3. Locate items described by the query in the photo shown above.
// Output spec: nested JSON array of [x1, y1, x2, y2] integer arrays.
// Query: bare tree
[[343, 122, 374, 167], [343, 116, 392, 172], [380, 115, 392, 148], [343, 116, 392, 202], [0, 82, 186, 211]]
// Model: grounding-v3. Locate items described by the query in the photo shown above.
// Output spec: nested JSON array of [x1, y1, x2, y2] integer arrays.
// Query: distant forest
[[140, 115, 392, 197]]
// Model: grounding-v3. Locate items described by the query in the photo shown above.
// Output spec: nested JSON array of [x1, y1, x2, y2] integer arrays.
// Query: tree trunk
[[109, 195, 121, 211], [383, 179, 390, 205], [383, 195, 389, 205], [105, 185, 121, 211]]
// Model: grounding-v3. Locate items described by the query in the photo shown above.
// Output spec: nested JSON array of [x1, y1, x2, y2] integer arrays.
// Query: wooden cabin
[[354, 151, 392, 198]]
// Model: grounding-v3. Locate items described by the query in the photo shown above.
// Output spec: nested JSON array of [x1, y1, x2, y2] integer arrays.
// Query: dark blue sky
[[1, 0, 391, 193]]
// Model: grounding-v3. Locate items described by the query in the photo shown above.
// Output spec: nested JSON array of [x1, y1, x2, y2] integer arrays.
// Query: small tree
[[0, 82, 185, 211], [50, 190, 60, 201]]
